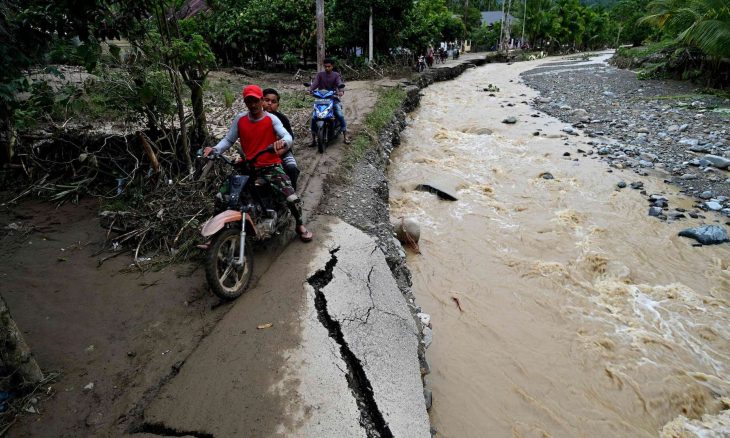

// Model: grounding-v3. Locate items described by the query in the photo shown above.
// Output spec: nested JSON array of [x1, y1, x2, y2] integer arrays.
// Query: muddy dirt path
[[0, 199, 224, 436], [0, 77, 380, 436]]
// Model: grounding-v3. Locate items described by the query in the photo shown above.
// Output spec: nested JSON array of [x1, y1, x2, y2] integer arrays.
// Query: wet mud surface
[[0, 71, 382, 436], [0, 199, 225, 436]]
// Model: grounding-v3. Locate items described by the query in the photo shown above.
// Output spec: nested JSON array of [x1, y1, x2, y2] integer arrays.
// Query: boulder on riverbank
[[678, 225, 730, 245]]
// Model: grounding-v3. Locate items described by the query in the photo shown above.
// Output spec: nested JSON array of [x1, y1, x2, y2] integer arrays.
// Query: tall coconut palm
[[642, 0, 730, 58]]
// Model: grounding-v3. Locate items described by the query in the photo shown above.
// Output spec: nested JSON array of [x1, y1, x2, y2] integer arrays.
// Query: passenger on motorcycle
[[309, 58, 350, 145], [203, 85, 313, 242], [262, 88, 300, 191]]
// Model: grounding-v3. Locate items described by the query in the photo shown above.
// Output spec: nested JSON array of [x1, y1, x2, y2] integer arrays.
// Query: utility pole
[[369, 6, 373, 63], [316, 0, 325, 71], [463, 0, 469, 42], [499, 0, 507, 51], [505, 0, 513, 51]]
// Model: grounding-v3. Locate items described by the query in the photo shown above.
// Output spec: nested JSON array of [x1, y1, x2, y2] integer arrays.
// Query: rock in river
[[678, 225, 730, 245], [394, 217, 421, 243], [705, 201, 722, 211], [703, 155, 730, 169], [648, 207, 663, 217]]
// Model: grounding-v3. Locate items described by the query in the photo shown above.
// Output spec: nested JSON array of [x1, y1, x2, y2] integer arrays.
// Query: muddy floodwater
[[389, 55, 730, 437]]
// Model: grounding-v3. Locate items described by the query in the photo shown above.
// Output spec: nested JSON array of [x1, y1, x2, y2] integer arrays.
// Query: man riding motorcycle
[[204, 84, 313, 242], [309, 58, 350, 145]]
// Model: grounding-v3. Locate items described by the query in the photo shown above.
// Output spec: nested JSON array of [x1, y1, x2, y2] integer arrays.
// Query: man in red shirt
[[204, 85, 312, 242]]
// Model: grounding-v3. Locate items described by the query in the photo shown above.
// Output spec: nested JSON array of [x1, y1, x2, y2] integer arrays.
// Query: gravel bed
[[521, 56, 730, 217]]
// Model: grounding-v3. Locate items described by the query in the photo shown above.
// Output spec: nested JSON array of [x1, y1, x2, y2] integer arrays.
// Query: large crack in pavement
[[139, 422, 214, 438], [307, 246, 394, 438]]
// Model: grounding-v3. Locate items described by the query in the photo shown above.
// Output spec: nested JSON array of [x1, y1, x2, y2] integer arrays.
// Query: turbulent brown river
[[388, 55, 730, 437]]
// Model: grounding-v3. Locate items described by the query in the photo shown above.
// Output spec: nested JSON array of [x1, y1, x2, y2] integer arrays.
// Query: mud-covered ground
[[520, 53, 730, 215], [0, 69, 381, 437]]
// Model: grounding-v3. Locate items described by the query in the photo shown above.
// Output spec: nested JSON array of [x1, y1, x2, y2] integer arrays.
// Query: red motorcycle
[[200, 145, 292, 300]]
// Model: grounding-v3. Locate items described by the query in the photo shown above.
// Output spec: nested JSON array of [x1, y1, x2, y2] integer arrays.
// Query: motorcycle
[[416, 55, 427, 72], [199, 145, 292, 300], [304, 82, 346, 154]]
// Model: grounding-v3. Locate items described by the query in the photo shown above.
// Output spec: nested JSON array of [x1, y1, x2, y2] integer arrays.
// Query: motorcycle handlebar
[[206, 144, 277, 166]]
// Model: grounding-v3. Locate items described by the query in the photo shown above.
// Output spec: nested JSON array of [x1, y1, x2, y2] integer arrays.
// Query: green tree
[[612, 0, 653, 46], [141, 2, 218, 169], [326, 0, 413, 57], [642, 0, 730, 57], [471, 22, 501, 49], [0, 0, 151, 164], [400, 0, 465, 54], [202, 0, 316, 65], [173, 19, 217, 146]]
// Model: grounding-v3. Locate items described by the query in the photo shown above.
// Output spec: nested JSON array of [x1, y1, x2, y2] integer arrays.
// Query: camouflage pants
[[258, 165, 303, 225]]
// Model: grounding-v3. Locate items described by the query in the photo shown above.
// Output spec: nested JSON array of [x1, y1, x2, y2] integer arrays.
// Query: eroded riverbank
[[389, 55, 730, 437]]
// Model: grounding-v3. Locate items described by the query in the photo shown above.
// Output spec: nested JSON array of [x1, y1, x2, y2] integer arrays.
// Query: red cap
[[242, 85, 263, 99]]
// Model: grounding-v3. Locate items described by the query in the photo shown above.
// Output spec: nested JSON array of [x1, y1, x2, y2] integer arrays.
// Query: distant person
[[262, 88, 300, 191], [309, 58, 350, 145], [426, 46, 434, 67]]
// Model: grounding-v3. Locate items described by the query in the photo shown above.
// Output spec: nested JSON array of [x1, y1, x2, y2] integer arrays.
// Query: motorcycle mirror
[[338, 84, 346, 89], [303, 82, 311, 87]]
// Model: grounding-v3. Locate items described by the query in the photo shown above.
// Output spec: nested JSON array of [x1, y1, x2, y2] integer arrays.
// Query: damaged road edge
[[138, 422, 214, 438], [307, 246, 394, 438]]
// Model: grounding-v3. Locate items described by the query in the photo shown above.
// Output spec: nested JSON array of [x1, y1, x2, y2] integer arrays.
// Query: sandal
[[296, 225, 313, 242], [343, 135, 351, 145]]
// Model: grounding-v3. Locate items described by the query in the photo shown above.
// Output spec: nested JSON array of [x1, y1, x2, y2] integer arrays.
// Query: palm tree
[[642, 0, 730, 58]]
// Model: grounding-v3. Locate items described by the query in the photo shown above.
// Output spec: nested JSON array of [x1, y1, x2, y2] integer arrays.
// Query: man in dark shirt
[[262, 88, 301, 190], [309, 58, 350, 145]]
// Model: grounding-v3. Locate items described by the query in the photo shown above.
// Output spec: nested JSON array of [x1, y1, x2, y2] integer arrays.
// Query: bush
[[616, 39, 676, 58], [282, 52, 298, 71]]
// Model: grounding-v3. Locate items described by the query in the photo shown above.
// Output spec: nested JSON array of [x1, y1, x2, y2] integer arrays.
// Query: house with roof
[[480, 11, 516, 28]]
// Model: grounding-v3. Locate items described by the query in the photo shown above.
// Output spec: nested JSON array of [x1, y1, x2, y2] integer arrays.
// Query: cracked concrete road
[[142, 216, 429, 437], [309, 218, 430, 438]]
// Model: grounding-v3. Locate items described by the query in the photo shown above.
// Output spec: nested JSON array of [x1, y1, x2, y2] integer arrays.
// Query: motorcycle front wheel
[[205, 228, 254, 300], [316, 125, 327, 154]]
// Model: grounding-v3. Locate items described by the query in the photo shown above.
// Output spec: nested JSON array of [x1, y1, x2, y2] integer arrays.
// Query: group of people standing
[[203, 58, 350, 243], [424, 43, 460, 68]]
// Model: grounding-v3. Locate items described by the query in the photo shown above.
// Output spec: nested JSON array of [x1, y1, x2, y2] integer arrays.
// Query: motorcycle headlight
[[317, 110, 329, 118]]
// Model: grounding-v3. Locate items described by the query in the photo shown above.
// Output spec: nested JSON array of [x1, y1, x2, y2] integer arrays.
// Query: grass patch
[[616, 40, 676, 58], [204, 78, 310, 112], [341, 86, 407, 171], [279, 90, 311, 111], [699, 88, 730, 99]]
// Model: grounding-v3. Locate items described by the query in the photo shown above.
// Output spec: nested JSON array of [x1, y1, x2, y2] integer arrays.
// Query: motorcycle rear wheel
[[205, 228, 254, 300]]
